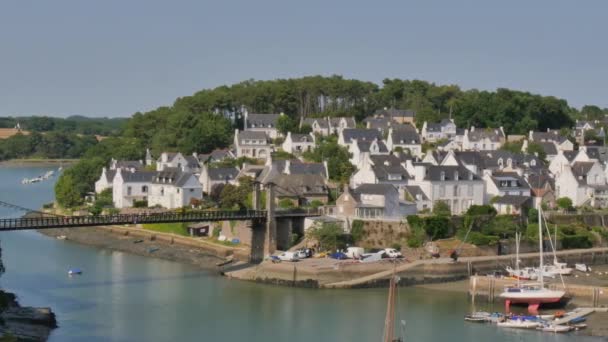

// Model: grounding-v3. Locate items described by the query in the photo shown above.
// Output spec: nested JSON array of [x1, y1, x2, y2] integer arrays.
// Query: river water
[[0, 165, 602, 341]]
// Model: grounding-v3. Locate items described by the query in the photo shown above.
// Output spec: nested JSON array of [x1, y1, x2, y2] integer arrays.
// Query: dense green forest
[[0, 116, 128, 136], [0, 132, 98, 161], [52, 75, 608, 206]]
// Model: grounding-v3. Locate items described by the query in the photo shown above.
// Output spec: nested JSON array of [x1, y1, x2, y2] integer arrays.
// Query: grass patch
[[143, 223, 189, 236]]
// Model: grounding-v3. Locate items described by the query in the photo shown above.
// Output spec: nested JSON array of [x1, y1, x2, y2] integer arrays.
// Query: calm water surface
[[0, 166, 602, 341]]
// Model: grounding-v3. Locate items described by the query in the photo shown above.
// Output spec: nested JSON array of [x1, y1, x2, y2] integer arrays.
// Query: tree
[[276, 115, 297, 136], [581, 105, 604, 121], [278, 198, 295, 209], [306, 223, 344, 252], [432, 201, 451, 216], [527, 142, 547, 161], [302, 136, 355, 182], [556, 197, 573, 211], [55, 157, 106, 207]]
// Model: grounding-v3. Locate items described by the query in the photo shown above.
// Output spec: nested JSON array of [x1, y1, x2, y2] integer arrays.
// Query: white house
[[408, 164, 485, 214], [348, 138, 390, 166], [243, 110, 282, 139], [336, 184, 412, 220], [462, 126, 505, 151], [555, 161, 607, 207], [234, 129, 272, 159], [328, 117, 356, 135], [282, 132, 316, 154], [350, 153, 409, 189], [386, 126, 422, 157], [421, 119, 457, 142], [156, 152, 200, 173], [148, 169, 203, 209], [112, 169, 157, 209], [482, 171, 531, 203], [95, 167, 116, 194], [303, 118, 330, 136], [198, 165, 239, 194]]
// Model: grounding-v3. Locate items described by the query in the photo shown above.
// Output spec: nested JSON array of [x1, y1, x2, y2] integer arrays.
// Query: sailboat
[[383, 271, 404, 342], [505, 232, 538, 281], [539, 220, 573, 276], [499, 207, 565, 314]]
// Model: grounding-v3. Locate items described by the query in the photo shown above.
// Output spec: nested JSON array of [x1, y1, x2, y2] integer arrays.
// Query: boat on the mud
[[575, 263, 591, 272], [537, 324, 572, 333], [496, 318, 540, 329]]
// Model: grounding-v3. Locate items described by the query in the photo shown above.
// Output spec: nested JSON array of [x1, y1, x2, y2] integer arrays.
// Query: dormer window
[[531, 159, 536, 166], [498, 158, 503, 167], [440, 171, 446, 181]]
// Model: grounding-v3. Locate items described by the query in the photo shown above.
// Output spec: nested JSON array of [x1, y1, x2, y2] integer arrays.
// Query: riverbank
[[38, 227, 229, 270], [0, 159, 78, 167], [0, 290, 56, 341]]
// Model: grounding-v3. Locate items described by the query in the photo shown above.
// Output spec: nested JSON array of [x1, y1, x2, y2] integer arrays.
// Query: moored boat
[[538, 324, 572, 333]]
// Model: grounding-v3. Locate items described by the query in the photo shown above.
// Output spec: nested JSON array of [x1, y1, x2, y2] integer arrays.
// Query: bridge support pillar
[[252, 182, 261, 210], [264, 183, 276, 257]]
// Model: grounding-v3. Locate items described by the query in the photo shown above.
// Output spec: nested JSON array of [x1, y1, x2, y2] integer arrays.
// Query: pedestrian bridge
[[0, 208, 321, 231]]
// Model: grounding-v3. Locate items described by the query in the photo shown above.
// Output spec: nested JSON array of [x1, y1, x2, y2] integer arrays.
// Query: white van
[[345, 247, 365, 259], [277, 252, 299, 262]]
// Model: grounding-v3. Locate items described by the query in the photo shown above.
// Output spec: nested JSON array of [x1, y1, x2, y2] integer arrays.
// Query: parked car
[[329, 252, 348, 260], [382, 248, 403, 259], [277, 252, 300, 262]]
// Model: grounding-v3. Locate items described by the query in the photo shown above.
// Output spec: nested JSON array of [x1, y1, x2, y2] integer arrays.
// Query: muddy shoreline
[[38, 227, 226, 271]]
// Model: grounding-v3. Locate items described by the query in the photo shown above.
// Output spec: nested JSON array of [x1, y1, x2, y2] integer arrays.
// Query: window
[[190, 189, 194, 193], [177, 189, 180, 194], [453, 186, 458, 197], [142, 186, 148, 193], [161, 187, 165, 196], [127, 186, 132, 196], [440, 171, 445, 181], [454, 171, 459, 181], [468, 185, 473, 197], [439, 186, 445, 197]]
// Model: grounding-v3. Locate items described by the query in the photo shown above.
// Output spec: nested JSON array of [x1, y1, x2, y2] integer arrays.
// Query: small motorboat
[[497, 319, 540, 329], [538, 324, 572, 333], [133, 239, 144, 244], [571, 323, 587, 330], [464, 314, 487, 323], [56, 235, 67, 240], [68, 268, 83, 276], [575, 263, 591, 272]]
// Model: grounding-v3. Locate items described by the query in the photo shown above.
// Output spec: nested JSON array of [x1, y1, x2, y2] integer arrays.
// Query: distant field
[[143, 223, 189, 236]]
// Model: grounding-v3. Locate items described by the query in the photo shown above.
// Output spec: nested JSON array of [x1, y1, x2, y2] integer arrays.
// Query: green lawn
[[142, 223, 189, 236]]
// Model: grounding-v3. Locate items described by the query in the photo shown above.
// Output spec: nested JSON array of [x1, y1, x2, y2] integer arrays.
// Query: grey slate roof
[[455, 151, 485, 167], [246, 113, 281, 128], [290, 133, 314, 142], [114, 160, 144, 170], [539, 142, 558, 156], [490, 172, 531, 190], [494, 195, 531, 206], [153, 168, 196, 187], [467, 128, 504, 142], [563, 150, 578, 162], [364, 117, 392, 131], [425, 165, 479, 181], [342, 129, 382, 142], [288, 162, 327, 177], [370, 153, 412, 167], [355, 183, 398, 195], [426, 122, 443, 132], [531, 131, 567, 144], [238, 130, 269, 144], [104, 170, 117, 182], [185, 155, 200, 168], [121, 170, 157, 183], [571, 161, 595, 184], [207, 167, 239, 181], [357, 140, 388, 153], [391, 126, 421, 144], [329, 117, 356, 128], [404, 185, 429, 201], [373, 108, 415, 118], [304, 117, 329, 129], [272, 174, 328, 197], [372, 164, 409, 182]]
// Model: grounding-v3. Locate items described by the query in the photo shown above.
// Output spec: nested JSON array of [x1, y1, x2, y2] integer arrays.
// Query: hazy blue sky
[[0, 0, 606, 117]]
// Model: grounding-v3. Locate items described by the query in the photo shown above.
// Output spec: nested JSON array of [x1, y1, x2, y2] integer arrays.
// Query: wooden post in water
[[383, 275, 397, 342]]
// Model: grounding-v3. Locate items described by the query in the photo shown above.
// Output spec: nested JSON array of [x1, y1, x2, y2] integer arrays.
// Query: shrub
[[432, 201, 451, 216], [278, 198, 296, 209], [423, 216, 449, 240], [133, 200, 148, 208], [350, 220, 365, 243], [556, 197, 573, 211], [467, 231, 499, 246], [561, 235, 592, 249]]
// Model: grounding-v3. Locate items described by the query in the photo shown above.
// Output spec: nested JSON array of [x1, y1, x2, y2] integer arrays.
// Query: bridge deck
[[0, 209, 320, 231]]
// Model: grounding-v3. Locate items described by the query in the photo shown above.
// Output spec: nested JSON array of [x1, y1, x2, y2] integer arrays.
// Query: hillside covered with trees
[[54, 75, 608, 206]]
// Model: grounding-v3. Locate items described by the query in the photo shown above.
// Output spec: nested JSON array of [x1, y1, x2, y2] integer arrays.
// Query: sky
[[0, 0, 606, 117]]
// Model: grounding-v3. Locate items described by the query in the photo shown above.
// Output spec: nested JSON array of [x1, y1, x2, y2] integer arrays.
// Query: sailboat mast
[[383, 276, 396, 342], [538, 207, 544, 288], [516, 232, 521, 287]]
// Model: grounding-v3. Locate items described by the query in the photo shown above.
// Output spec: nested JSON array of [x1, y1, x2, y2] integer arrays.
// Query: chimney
[[284, 160, 291, 174], [413, 164, 426, 181]]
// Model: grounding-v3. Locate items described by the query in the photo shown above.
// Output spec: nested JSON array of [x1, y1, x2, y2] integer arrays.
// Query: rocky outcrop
[[0, 291, 57, 341]]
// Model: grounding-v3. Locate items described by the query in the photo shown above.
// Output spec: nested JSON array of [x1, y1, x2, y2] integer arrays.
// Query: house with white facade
[[528, 129, 574, 151], [372, 108, 416, 125], [350, 153, 410, 189], [303, 118, 330, 136], [156, 152, 200, 173], [462, 126, 506, 151], [348, 139, 390, 166], [421, 119, 457, 142], [243, 110, 283, 139], [328, 117, 356, 135], [95, 167, 116, 193], [148, 168, 203, 209], [112, 169, 157, 209], [338, 128, 382, 147], [282, 132, 316, 154], [234, 129, 272, 160], [407, 164, 484, 214], [555, 160, 608, 207], [335, 184, 415, 220], [386, 126, 422, 157], [199, 165, 239, 194], [482, 171, 531, 213]]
